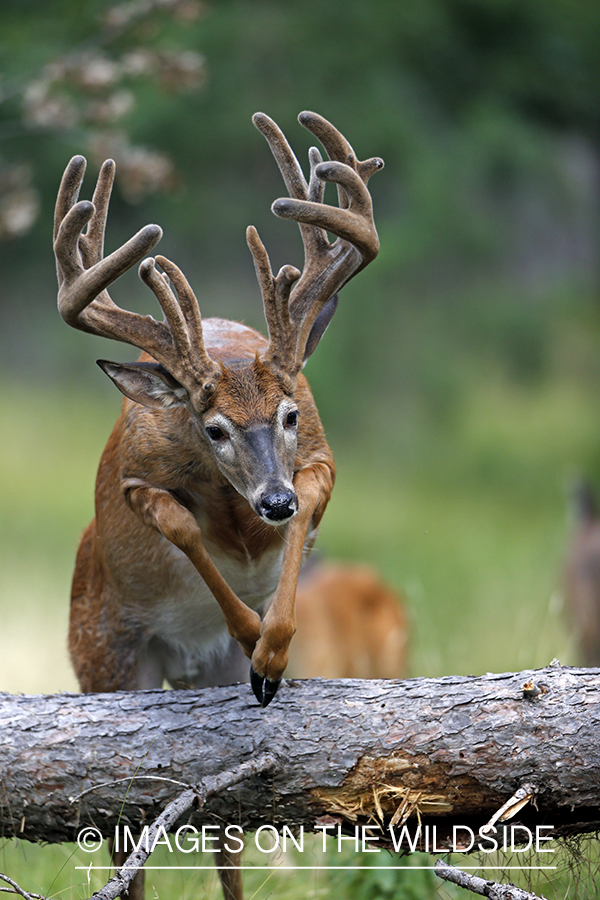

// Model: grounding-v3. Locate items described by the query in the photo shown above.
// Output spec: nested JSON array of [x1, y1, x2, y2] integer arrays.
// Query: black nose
[[260, 491, 297, 522]]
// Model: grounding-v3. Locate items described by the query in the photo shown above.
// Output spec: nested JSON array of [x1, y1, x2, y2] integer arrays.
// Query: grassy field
[[2, 831, 591, 900], [1, 302, 599, 897]]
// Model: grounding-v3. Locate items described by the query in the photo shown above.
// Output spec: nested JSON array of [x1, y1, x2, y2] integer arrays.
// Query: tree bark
[[1, 665, 599, 850]]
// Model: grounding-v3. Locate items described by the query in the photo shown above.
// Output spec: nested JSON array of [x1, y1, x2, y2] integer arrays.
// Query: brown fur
[[288, 562, 408, 680], [209, 359, 286, 427], [68, 323, 335, 695]]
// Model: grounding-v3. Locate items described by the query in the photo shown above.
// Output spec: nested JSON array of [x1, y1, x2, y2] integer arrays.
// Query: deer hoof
[[250, 665, 281, 707]]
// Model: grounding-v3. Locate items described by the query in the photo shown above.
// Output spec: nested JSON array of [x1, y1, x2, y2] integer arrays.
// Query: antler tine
[[86, 158, 116, 266], [140, 256, 221, 387], [246, 225, 301, 388], [273, 158, 381, 263], [252, 112, 384, 381], [55, 156, 220, 401], [299, 111, 355, 210], [252, 113, 308, 202], [252, 112, 330, 266], [53, 154, 86, 248], [155, 255, 205, 353], [299, 111, 355, 167], [279, 109, 384, 266], [300, 111, 383, 186], [138, 258, 193, 359], [55, 209, 162, 326], [307, 147, 326, 204], [54, 155, 198, 365]]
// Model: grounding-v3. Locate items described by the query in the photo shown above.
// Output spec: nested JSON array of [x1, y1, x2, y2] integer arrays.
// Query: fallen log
[[1, 665, 600, 853]]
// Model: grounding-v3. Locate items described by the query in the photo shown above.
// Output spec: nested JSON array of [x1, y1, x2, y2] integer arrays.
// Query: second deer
[[288, 561, 408, 679]]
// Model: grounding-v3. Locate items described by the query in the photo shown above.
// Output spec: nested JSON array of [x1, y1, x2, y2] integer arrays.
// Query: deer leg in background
[[110, 842, 145, 900], [215, 837, 244, 900]]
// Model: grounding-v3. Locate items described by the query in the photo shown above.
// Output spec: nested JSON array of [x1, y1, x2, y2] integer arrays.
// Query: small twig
[[434, 860, 547, 900], [70, 775, 194, 803], [92, 753, 276, 900], [0, 872, 47, 900]]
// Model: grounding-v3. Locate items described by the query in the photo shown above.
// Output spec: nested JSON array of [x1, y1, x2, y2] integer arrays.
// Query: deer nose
[[259, 490, 297, 522]]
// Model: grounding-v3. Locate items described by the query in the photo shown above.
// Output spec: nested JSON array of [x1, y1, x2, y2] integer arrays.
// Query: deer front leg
[[123, 479, 262, 658], [250, 462, 333, 706]]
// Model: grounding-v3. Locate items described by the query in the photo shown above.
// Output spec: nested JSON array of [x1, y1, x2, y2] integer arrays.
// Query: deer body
[[69, 317, 334, 693]]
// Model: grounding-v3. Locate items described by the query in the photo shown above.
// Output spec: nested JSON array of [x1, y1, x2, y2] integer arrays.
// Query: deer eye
[[284, 410, 299, 429], [206, 425, 226, 442]]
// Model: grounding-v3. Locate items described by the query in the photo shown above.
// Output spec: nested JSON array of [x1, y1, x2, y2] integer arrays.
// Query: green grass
[[318, 369, 597, 679], [0, 384, 117, 694], [1, 837, 453, 900], [1, 834, 595, 900]]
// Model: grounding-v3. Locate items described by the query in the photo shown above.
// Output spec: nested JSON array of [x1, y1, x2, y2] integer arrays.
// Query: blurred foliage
[[331, 851, 445, 900], [1, 0, 599, 418], [0, 0, 207, 239], [1, 0, 599, 379]]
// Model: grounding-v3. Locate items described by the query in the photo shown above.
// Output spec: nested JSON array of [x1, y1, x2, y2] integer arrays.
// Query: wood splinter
[[480, 784, 536, 835]]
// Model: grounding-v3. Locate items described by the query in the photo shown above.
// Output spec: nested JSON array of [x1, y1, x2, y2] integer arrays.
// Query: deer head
[[53, 111, 383, 524]]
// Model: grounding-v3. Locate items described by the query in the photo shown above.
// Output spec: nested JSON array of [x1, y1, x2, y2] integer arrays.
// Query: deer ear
[[97, 360, 189, 409], [302, 294, 339, 364]]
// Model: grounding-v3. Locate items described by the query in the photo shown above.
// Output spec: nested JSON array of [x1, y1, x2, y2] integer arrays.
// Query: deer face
[[201, 361, 299, 523], [98, 356, 299, 524]]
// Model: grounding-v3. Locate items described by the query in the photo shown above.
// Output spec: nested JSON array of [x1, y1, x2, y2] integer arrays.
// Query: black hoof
[[250, 665, 281, 707]]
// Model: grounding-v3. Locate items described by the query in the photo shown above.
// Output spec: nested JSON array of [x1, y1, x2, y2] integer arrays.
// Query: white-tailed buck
[[54, 111, 382, 898]]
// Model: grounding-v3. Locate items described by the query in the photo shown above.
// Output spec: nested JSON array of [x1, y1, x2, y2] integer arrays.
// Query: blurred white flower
[[0, 163, 40, 240], [88, 133, 176, 202]]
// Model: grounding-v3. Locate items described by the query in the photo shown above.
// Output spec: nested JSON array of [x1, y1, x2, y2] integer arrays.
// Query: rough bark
[[1, 665, 599, 850]]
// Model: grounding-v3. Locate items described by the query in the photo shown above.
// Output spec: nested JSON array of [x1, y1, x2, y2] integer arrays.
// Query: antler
[[54, 112, 382, 399], [247, 111, 384, 384], [53, 156, 221, 402]]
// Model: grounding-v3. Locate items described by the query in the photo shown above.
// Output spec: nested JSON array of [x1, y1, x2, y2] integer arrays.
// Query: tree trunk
[[2, 665, 599, 851]]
